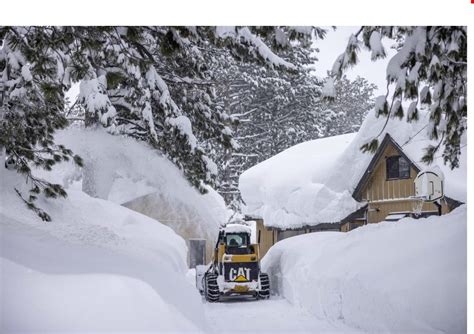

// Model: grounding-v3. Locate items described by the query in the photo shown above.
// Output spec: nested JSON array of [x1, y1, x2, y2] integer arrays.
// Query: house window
[[386, 156, 410, 179]]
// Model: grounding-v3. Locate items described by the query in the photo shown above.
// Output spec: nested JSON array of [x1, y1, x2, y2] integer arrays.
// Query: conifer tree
[[1, 26, 326, 218], [0, 27, 83, 221], [319, 75, 377, 136], [330, 26, 467, 169]]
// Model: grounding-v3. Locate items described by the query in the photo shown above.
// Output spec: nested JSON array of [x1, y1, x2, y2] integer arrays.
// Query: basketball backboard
[[414, 170, 444, 202]]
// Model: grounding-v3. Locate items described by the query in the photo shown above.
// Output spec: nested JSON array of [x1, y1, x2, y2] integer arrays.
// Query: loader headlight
[[223, 255, 232, 262]]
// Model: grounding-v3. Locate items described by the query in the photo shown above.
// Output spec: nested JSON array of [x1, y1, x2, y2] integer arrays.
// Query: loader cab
[[225, 232, 252, 254], [220, 224, 255, 255], [214, 224, 255, 263]]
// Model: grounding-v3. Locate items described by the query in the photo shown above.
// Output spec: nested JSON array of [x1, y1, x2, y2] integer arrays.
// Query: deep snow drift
[[262, 206, 467, 333], [240, 109, 467, 228], [51, 127, 230, 250], [0, 151, 207, 332]]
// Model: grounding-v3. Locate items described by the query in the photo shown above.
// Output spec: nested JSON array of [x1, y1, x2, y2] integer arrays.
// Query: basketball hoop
[[411, 169, 444, 217]]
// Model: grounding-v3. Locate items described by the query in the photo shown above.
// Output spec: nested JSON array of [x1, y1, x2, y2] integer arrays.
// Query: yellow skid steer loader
[[197, 224, 270, 302]]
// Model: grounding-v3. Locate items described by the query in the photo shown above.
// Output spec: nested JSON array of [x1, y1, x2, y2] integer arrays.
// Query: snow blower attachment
[[198, 224, 270, 302]]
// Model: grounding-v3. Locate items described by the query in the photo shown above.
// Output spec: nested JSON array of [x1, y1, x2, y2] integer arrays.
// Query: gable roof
[[352, 133, 421, 201]]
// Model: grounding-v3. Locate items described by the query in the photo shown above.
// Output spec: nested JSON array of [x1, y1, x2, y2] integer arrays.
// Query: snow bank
[[1, 259, 199, 333], [0, 164, 207, 332], [240, 109, 467, 228], [262, 206, 467, 333], [49, 127, 230, 245], [239, 133, 359, 228]]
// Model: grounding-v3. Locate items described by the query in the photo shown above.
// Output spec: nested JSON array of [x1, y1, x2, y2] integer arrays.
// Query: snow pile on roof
[[48, 127, 230, 243], [0, 165, 207, 332], [262, 206, 467, 333], [239, 133, 359, 228], [224, 223, 252, 234], [240, 108, 466, 228]]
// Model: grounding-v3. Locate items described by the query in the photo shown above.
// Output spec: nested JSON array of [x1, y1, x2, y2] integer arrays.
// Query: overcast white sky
[[311, 26, 396, 96]]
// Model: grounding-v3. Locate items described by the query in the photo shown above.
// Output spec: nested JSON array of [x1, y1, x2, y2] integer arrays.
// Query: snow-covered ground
[[184, 269, 360, 333], [0, 144, 208, 332], [1, 125, 467, 333], [204, 296, 360, 333], [262, 206, 467, 333]]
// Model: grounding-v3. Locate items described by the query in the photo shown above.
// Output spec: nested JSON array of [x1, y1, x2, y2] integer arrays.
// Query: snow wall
[[53, 127, 231, 262], [262, 206, 467, 333], [0, 131, 211, 332]]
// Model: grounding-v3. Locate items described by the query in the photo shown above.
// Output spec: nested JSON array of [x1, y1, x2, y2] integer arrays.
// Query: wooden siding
[[359, 145, 418, 203], [357, 142, 449, 224], [367, 200, 448, 224], [255, 219, 277, 258], [341, 221, 365, 232], [340, 222, 351, 232], [277, 229, 307, 242]]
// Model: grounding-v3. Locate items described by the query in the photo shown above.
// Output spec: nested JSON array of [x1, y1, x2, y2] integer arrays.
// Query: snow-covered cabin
[[239, 109, 466, 253], [340, 132, 462, 231]]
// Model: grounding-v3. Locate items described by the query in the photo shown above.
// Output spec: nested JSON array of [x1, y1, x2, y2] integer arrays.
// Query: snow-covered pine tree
[[319, 75, 377, 136], [1, 26, 328, 218], [205, 27, 325, 208], [0, 27, 83, 221], [330, 26, 467, 169], [207, 33, 375, 208], [65, 27, 233, 194], [221, 75, 376, 209], [72, 26, 327, 195]]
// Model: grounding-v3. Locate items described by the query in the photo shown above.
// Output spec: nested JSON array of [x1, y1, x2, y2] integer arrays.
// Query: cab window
[[225, 233, 249, 247]]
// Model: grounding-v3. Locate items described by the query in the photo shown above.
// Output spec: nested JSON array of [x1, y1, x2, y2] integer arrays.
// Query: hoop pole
[[434, 201, 442, 216]]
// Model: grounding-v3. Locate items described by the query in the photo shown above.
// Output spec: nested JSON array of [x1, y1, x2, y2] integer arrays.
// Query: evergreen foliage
[[331, 26, 467, 169], [1, 26, 325, 218], [0, 27, 83, 221]]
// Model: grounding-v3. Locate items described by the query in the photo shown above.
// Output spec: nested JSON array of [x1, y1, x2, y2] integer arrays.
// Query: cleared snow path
[[203, 296, 360, 333], [186, 269, 360, 333]]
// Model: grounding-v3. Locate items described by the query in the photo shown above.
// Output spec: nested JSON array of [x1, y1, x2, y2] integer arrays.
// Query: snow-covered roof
[[224, 224, 252, 235], [239, 133, 359, 229], [239, 109, 467, 229]]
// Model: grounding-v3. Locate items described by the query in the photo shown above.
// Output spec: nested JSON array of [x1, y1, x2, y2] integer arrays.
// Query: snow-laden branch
[[78, 76, 117, 126], [216, 26, 296, 70]]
